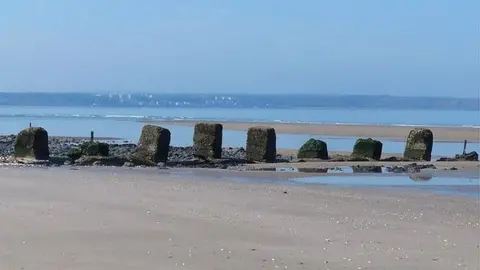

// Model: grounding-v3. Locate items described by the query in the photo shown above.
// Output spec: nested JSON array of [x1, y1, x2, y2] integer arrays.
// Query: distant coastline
[[0, 92, 478, 110]]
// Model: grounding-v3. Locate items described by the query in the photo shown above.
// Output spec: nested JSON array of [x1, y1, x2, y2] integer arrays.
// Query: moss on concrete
[[193, 122, 223, 159], [351, 138, 383, 160], [246, 126, 276, 163], [403, 128, 433, 161], [80, 141, 109, 156], [131, 125, 171, 164], [297, 138, 328, 159], [14, 127, 50, 160]]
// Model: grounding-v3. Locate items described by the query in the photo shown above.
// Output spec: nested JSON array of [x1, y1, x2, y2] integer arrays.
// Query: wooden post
[[90, 131, 94, 142], [463, 140, 467, 155]]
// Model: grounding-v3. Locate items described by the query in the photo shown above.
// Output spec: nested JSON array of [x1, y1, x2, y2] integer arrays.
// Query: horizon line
[[0, 92, 477, 100]]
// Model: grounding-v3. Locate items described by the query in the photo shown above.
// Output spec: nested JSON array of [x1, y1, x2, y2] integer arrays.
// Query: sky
[[0, 0, 478, 97]]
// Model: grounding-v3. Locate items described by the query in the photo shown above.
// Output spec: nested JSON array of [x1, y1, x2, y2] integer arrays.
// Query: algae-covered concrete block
[[14, 127, 50, 160], [297, 138, 328, 159], [246, 126, 276, 162], [193, 122, 222, 159], [132, 125, 171, 164], [403, 128, 433, 161], [351, 138, 383, 160], [80, 141, 109, 156], [67, 148, 82, 161]]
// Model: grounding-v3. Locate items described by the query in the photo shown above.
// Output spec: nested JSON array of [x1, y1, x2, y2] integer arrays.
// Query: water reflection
[[293, 174, 478, 186], [256, 165, 411, 175], [408, 171, 434, 182]]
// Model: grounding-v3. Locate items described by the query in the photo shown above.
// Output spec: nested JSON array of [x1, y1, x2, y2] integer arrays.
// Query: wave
[[104, 115, 149, 119], [461, 125, 480, 129]]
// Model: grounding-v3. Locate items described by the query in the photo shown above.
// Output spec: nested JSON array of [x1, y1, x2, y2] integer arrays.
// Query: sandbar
[[144, 120, 480, 142]]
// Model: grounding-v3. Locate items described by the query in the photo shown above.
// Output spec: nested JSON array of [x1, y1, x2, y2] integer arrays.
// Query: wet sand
[[144, 120, 480, 142], [246, 160, 480, 173], [0, 167, 478, 269]]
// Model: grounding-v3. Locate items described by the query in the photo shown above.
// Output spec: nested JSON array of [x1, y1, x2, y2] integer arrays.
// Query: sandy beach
[[1, 167, 478, 269], [144, 120, 480, 142]]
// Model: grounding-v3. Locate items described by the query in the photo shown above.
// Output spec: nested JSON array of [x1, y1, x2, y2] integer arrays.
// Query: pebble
[[0, 135, 295, 169]]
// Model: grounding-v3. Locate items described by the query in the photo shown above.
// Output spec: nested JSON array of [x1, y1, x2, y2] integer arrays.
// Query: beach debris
[[0, 134, 283, 168], [455, 151, 478, 161], [385, 163, 436, 174], [351, 165, 382, 173], [246, 126, 276, 163], [403, 128, 433, 161], [381, 156, 401, 162], [437, 151, 478, 162], [351, 138, 383, 160], [14, 127, 50, 160], [67, 141, 109, 162], [388, 166, 406, 173], [67, 148, 83, 161], [80, 141, 109, 157], [130, 125, 171, 165], [297, 167, 329, 173], [297, 138, 328, 159], [193, 122, 223, 159], [75, 156, 128, 166], [123, 161, 134, 167]]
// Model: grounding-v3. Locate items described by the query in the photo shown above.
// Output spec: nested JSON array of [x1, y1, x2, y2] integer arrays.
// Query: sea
[[1, 93, 479, 157]]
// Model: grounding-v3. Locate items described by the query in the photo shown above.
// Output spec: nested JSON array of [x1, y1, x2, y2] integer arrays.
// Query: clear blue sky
[[0, 0, 478, 97]]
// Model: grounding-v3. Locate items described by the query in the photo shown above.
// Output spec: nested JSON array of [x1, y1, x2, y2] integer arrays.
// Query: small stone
[[92, 160, 103, 166], [123, 161, 134, 167], [75, 156, 127, 166]]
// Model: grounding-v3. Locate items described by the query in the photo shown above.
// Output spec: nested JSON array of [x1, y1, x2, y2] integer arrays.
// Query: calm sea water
[[0, 106, 478, 156]]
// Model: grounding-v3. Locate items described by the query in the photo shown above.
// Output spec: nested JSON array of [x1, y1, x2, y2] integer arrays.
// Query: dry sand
[[145, 120, 480, 142], [0, 167, 479, 269]]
